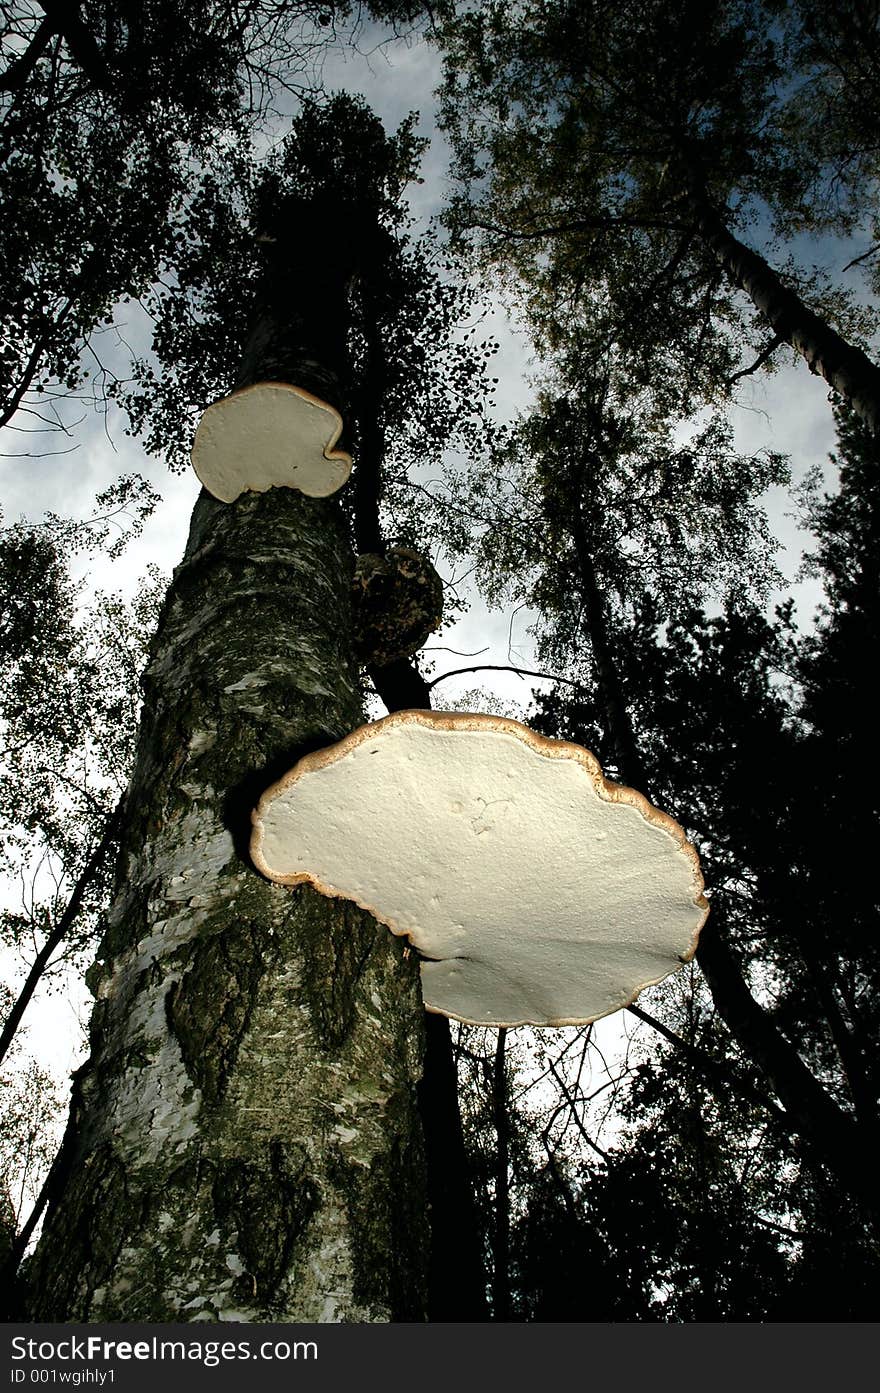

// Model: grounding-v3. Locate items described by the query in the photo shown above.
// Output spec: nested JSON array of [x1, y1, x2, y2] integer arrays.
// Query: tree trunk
[[0, 799, 122, 1072], [36, 2, 113, 90], [689, 184, 880, 434], [696, 916, 879, 1228], [490, 1029, 510, 1321], [22, 202, 431, 1323], [23, 482, 428, 1321], [569, 487, 650, 791], [571, 523, 880, 1229]]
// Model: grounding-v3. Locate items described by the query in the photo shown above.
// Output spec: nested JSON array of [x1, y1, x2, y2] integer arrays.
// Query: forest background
[[1, 0, 879, 1320]]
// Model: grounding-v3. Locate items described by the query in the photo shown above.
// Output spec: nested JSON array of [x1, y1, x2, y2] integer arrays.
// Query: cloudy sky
[[0, 21, 849, 1093], [1, 23, 844, 620]]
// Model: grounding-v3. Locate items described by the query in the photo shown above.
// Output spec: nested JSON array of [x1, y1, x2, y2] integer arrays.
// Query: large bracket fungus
[[191, 381, 352, 502], [251, 711, 708, 1029]]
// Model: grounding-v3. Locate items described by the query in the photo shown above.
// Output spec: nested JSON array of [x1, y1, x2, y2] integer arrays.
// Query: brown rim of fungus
[[250, 710, 709, 1028], [191, 381, 352, 503]]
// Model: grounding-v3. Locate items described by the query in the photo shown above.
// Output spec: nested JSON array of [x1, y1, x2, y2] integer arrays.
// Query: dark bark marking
[[211, 1142, 318, 1306], [166, 920, 271, 1106], [225, 731, 347, 864], [22, 1142, 140, 1320], [331, 1136, 429, 1322], [369, 655, 432, 710], [296, 889, 390, 1051]]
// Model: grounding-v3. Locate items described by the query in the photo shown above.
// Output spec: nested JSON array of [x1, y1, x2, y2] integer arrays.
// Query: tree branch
[[842, 243, 880, 273], [547, 1061, 610, 1162], [36, 1, 113, 91], [427, 663, 586, 692], [466, 214, 687, 242], [726, 333, 785, 386], [0, 16, 56, 91], [625, 1002, 791, 1129], [0, 798, 123, 1071], [696, 914, 880, 1225]]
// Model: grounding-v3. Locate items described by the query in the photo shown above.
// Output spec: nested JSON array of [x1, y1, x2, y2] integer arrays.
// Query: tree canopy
[[0, 1, 440, 444], [2, 0, 880, 1323], [436, 0, 880, 428]]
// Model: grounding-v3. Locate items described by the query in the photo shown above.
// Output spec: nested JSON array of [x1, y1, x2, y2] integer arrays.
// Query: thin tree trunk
[[797, 941, 877, 1132], [490, 1029, 510, 1321], [36, 2, 112, 90], [0, 16, 56, 91], [695, 917, 878, 1226], [22, 205, 430, 1322], [571, 523, 880, 1227], [626, 1003, 790, 1129], [0, 798, 123, 1070], [418, 1014, 489, 1320], [569, 489, 650, 791], [689, 184, 880, 433]]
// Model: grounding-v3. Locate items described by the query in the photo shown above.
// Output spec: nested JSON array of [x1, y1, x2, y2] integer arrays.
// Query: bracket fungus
[[191, 381, 352, 503], [251, 711, 708, 1028], [352, 547, 445, 668]]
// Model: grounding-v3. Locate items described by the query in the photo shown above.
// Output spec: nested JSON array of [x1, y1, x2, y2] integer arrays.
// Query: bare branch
[[842, 243, 880, 273], [727, 334, 785, 386], [547, 1061, 611, 1162], [427, 663, 588, 692]]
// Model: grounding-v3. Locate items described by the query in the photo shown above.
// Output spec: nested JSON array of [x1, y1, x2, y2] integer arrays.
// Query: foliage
[[408, 366, 787, 641], [0, 491, 164, 1022], [0, 1, 444, 447], [434, 0, 880, 420], [513, 410, 880, 1315], [1, 1, 244, 437], [0, 982, 62, 1232], [772, 1, 880, 255], [113, 92, 498, 563]]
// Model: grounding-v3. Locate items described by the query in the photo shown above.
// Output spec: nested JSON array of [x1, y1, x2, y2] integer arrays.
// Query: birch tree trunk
[[23, 208, 430, 1322], [688, 184, 880, 434]]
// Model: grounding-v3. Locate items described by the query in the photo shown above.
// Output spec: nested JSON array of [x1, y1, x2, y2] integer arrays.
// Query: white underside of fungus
[[251, 711, 708, 1028], [191, 381, 352, 503]]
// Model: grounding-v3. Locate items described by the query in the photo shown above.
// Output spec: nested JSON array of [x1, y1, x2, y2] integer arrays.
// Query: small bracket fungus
[[251, 711, 708, 1029], [191, 381, 352, 503], [352, 547, 444, 668]]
